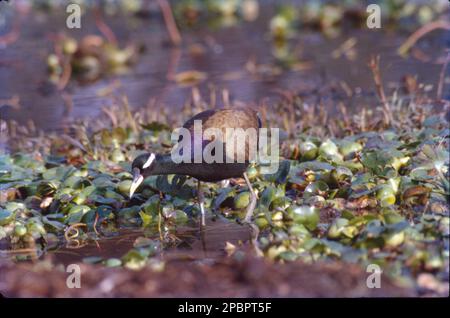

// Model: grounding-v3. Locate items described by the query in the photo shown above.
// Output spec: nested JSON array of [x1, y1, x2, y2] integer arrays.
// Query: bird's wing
[[183, 108, 260, 135], [180, 108, 260, 162]]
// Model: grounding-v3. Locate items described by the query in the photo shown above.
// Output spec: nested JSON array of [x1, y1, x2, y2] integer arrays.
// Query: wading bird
[[129, 108, 261, 227]]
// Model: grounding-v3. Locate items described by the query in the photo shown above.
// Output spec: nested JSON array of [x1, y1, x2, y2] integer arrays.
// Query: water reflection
[[0, 6, 447, 131]]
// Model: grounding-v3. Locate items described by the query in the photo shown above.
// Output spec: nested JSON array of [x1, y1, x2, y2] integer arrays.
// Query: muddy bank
[[0, 254, 413, 297]]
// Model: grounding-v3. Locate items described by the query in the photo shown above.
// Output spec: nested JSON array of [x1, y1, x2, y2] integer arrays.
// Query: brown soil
[[0, 254, 413, 298]]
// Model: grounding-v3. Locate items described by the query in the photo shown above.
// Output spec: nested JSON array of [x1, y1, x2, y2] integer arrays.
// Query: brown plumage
[[180, 107, 261, 165]]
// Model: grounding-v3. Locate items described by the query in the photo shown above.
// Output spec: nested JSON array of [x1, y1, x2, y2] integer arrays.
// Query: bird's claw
[[236, 218, 263, 256]]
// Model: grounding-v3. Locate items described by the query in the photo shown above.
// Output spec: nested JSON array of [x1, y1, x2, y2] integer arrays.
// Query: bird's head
[[129, 153, 156, 198]]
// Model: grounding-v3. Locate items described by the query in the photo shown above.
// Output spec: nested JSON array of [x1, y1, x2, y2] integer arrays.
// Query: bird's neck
[[150, 153, 191, 176], [147, 153, 248, 181]]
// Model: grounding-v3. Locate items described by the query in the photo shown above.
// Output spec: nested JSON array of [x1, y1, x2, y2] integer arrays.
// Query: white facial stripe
[[142, 153, 155, 169]]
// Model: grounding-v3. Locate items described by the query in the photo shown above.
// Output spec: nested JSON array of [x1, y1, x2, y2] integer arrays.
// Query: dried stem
[[369, 55, 392, 126], [57, 60, 72, 91], [157, 0, 182, 46], [398, 20, 450, 57], [122, 95, 138, 134], [94, 7, 118, 46], [0, 21, 20, 47], [93, 212, 100, 236], [64, 223, 87, 241], [0, 6, 24, 47], [437, 51, 450, 101]]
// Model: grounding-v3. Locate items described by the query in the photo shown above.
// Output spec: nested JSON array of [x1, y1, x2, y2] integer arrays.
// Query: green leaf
[[139, 211, 153, 227], [0, 208, 15, 225], [214, 187, 235, 209], [263, 160, 290, 183]]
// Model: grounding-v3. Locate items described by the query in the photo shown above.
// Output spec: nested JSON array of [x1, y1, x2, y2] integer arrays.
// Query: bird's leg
[[243, 172, 257, 223], [198, 180, 206, 227], [241, 173, 263, 256]]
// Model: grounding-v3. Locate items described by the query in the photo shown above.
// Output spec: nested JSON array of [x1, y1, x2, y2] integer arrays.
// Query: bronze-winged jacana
[[129, 108, 261, 227]]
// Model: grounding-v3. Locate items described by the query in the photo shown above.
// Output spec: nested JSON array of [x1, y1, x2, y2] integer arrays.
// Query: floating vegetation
[[47, 34, 139, 86], [269, 0, 448, 40], [173, 70, 208, 86], [1, 85, 448, 293], [1, 0, 449, 298], [23, 0, 449, 36], [174, 0, 260, 28]]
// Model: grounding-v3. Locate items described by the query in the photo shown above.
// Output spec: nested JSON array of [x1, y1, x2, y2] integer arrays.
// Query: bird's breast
[[181, 162, 249, 182]]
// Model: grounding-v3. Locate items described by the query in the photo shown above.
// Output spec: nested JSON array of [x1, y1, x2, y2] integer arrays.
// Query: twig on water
[[61, 92, 74, 117], [222, 89, 230, 108], [437, 51, 450, 101], [94, 7, 118, 46], [66, 239, 87, 249], [0, 248, 38, 254], [64, 223, 87, 241], [157, 0, 182, 46], [398, 20, 450, 57], [166, 47, 182, 81], [0, 7, 24, 48], [51, 34, 72, 90], [93, 212, 100, 236], [0, 23, 20, 47], [368, 55, 392, 126], [57, 60, 72, 91]]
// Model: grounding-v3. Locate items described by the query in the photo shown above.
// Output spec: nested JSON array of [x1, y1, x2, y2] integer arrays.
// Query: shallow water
[[1, 6, 448, 131], [0, 216, 251, 265]]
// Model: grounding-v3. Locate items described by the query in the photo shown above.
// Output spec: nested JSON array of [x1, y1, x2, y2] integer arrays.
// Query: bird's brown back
[[181, 108, 261, 163], [182, 108, 260, 132]]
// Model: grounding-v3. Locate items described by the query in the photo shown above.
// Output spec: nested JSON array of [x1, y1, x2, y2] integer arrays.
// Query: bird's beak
[[129, 168, 144, 199]]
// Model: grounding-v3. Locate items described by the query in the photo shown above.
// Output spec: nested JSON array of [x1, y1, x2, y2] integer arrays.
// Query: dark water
[[1, 6, 448, 131], [0, 216, 251, 265], [54, 218, 251, 266]]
